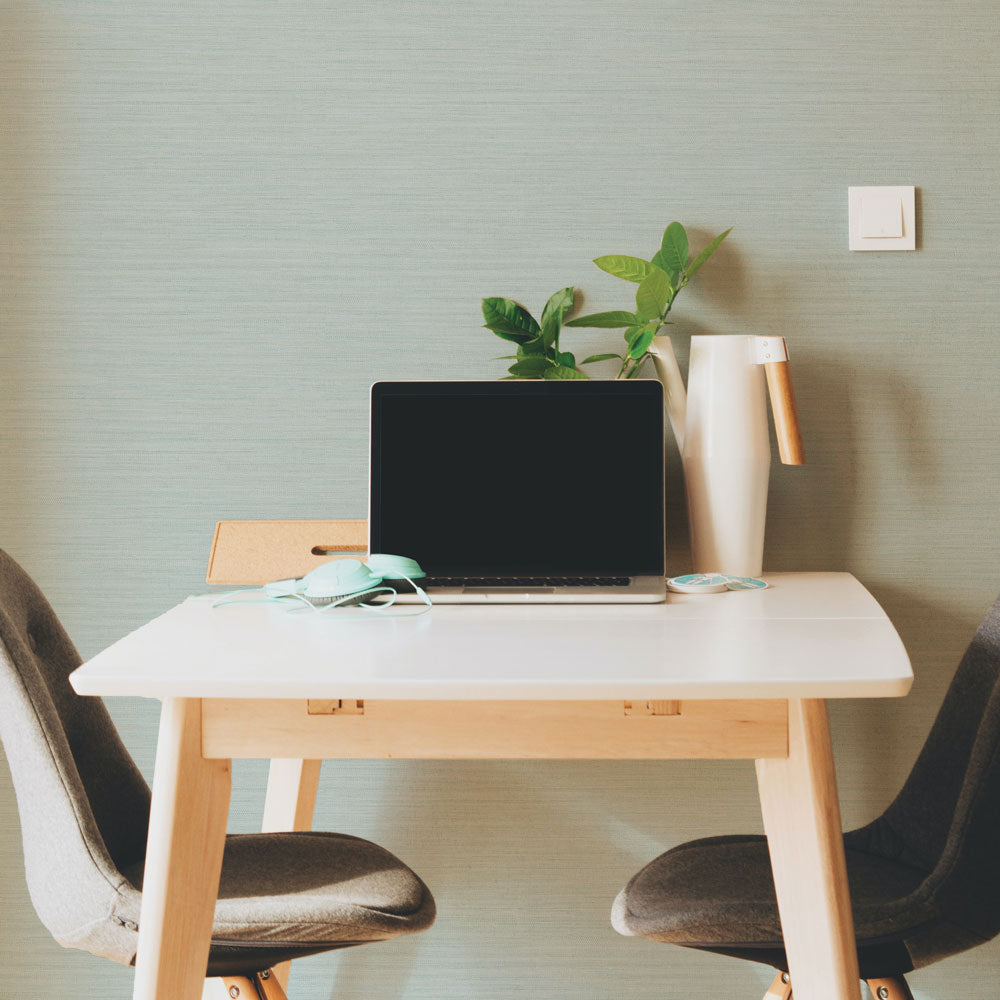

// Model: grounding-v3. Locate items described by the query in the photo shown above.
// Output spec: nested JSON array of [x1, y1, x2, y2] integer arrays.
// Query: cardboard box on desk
[[206, 520, 368, 585]]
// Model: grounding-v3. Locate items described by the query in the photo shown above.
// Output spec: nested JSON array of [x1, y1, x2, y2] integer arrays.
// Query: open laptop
[[369, 379, 666, 603]]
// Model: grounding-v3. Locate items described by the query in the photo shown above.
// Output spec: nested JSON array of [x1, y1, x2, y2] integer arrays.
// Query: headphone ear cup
[[366, 553, 426, 579], [300, 559, 382, 600]]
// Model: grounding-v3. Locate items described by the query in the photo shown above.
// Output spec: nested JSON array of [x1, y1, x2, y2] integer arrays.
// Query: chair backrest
[[0, 549, 150, 961], [859, 594, 1000, 951]]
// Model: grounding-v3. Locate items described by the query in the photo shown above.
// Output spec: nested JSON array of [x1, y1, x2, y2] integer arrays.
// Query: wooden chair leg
[[220, 977, 258, 1000], [763, 971, 792, 1000], [254, 970, 290, 1000], [866, 978, 915, 1000], [221, 971, 288, 1000]]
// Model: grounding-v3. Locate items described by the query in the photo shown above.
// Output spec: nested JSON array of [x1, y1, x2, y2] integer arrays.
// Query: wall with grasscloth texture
[[2, 2, 998, 998]]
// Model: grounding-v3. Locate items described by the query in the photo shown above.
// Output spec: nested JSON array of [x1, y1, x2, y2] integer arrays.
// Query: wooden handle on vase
[[763, 350, 805, 465]]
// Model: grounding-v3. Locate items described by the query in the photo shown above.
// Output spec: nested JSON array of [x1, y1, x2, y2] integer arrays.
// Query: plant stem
[[615, 272, 686, 380]]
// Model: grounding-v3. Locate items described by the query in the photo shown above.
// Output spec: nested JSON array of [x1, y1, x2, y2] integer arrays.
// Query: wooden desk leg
[[262, 758, 322, 833], [260, 758, 322, 990], [133, 698, 232, 1000], [755, 699, 861, 1000]]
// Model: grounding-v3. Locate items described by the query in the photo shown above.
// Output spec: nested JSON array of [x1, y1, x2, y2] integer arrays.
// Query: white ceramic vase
[[682, 335, 770, 576], [649, 333, 805, 578]]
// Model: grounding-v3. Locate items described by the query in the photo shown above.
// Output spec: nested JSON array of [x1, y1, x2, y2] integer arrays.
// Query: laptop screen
[[370, 380, 665, 577]]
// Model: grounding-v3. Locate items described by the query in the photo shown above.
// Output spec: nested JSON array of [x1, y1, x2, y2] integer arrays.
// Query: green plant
[[481, 286, 587, 379], [565, 222, 732, 378]]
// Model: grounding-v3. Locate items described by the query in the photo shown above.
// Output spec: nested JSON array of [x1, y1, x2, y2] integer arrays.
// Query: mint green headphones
[[214, 554, 430, 616]]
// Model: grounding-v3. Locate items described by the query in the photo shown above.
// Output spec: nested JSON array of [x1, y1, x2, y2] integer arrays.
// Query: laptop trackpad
[[463, 587, 556, 594]]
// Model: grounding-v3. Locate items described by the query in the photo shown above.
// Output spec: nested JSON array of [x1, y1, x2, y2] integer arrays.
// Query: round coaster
[[667, 574, 730, 594]]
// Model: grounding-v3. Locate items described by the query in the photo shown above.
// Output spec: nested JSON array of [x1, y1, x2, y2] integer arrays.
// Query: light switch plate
[[849, 186, 916, 251]]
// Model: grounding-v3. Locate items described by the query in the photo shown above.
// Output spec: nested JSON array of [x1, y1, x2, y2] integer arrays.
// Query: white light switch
[[849, 186, 916, 250], [859, 193, 903, 238]]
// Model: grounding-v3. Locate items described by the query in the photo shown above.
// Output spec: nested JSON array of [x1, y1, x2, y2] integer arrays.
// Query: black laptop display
[[369, 380, 666, 603]]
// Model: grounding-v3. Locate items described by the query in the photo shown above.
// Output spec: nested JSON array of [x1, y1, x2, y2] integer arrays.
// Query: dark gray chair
[[0, 549, 435, 999], [612, 594, 1000, 1000]]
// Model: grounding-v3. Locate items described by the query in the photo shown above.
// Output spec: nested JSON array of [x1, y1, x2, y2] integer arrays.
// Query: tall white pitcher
[[649, 334, 804, 577]]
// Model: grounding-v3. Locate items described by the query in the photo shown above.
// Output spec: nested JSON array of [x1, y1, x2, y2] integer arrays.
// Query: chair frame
[[763, 971, 915, 1000], [207, 971, 288, 1000]]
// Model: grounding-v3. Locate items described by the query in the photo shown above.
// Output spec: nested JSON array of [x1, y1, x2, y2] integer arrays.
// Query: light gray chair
[[0, 549, 435, 999], [612, 594, 1000, 1000]]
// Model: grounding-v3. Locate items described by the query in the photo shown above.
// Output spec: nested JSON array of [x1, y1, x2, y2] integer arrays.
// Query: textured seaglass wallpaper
[[1, 2, 999, 998]]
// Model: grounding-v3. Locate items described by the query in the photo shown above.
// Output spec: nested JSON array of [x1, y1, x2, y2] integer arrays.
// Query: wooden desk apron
[[198, 696, 790, 760]]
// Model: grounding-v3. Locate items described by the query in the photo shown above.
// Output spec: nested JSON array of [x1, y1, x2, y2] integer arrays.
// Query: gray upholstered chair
[[0, 549, 435, 999], [613, 595, 1000, 1000]]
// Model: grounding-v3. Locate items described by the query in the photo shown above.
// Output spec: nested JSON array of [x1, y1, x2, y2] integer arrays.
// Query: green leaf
[[635, 268, 671, 321], [508, 357, 556, 378], [492, 355, 518, 360], [650, 249, 679, 284], [623, 324, 641, 344], [593, 255, 654, 283], [658, 222, 689, 276], [565, 310, 640, 328], [686, 227, 732, 279], [557, 350, 576, 368], [486, 327, 531, 345], [580, 353, 622, 364], [540, 286, 575, 347], [517, 338, 547, 358], [542, 364, 589, 380], [629, 326, 656, 359], [481, 297, 540, 343], [540, 286, 575, 326]]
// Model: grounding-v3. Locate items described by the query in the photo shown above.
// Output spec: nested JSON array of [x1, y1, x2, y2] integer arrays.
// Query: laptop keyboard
[[419, 576, 630, 588]]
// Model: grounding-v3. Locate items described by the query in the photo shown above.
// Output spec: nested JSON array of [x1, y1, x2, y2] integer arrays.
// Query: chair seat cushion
[[612, 833, 932, 948], [120, 830, 435, 963]]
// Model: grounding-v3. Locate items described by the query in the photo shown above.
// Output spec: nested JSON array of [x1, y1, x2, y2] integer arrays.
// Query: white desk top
[[70, 573, 912, 701]]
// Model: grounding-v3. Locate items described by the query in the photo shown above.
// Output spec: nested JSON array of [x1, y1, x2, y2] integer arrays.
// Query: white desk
[[71, 572, 912, 1000]]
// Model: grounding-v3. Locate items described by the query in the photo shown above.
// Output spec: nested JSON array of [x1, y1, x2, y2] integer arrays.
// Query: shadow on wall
[[322, 755, 761, 1000], [626, 231, 915, 578], [653, 234, 940, 577], [0, 0, 42, 953], [0, 3, 50, 543], [836, 584, 994, 827], [685, 225, 751, 316], [764, 348, 939, 572]]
